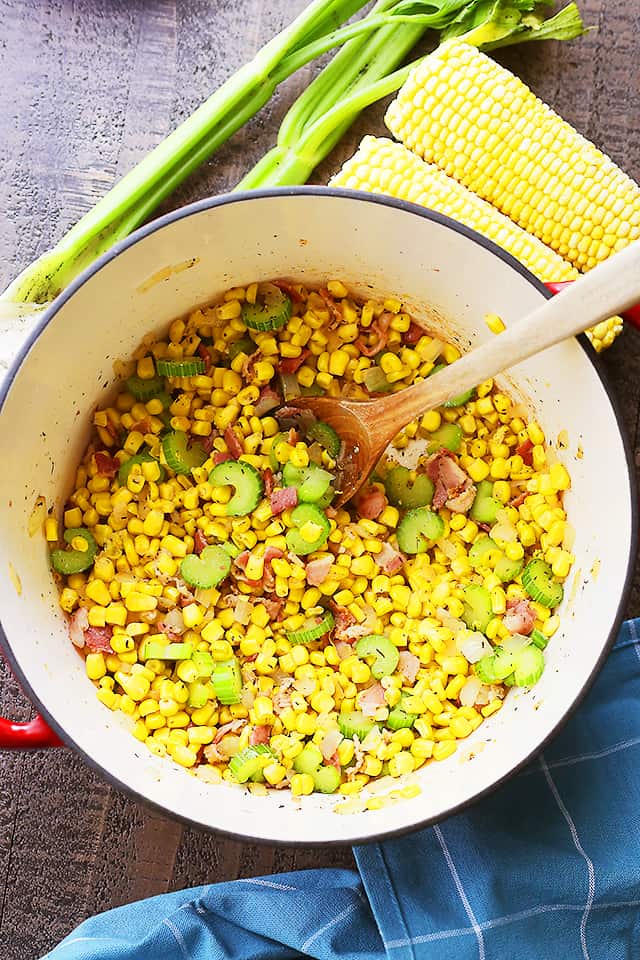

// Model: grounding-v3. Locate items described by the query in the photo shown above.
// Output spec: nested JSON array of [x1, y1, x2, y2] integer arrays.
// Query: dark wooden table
[[1, 1, 639, 956]]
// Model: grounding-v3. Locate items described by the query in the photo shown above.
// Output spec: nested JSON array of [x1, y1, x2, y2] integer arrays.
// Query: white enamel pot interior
[[0, 189, 635, 844]]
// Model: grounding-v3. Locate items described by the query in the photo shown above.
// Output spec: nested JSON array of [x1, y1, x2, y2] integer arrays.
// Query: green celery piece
[[0, 0, 369, 305]]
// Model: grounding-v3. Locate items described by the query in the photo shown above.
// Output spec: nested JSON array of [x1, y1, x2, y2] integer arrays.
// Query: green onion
[[237, 1, 586, 189], [2, 0, 585, 308]]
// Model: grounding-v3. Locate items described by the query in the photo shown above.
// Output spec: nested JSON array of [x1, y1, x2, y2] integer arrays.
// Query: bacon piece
[[249, 725, 271, 746], [68, 607, 89, 648], [198, 344, 212, 372], [213, 719, 246, 744], [403, 321, 424, 344], [356, 485, 386, 520], [131, 417, 152, 435], [398, 650, 420, 684], [427, 449, 476, 513], [503, 598, 536, 636], [329, 601, 370, 642], [273, 279, 304, 303], [319, 288, 343, 324], [263, 598, 284, 620], [263, 467, 274, 497], [357, 682, 385, 717], [510, 491, 528, 509], [213, 450, 233, 465], [305, 555, 334, 586], [273, 685, 293, 715], [270, 486, 298, 515], [333, 640, 354, 660], [94, 452, 119, 478], [516, 438, 534, 467], [194, 530, 209, 555], [202, 434, 216, 455], [224, 427, 244, 459], [377, 541, 405, 574], [84, 626, 114, 653], [278, 348, 310, 375], [254, 385, 281, 417]]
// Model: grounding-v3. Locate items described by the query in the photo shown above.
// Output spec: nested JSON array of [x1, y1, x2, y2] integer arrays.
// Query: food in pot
[[48, 279, 574, 797]]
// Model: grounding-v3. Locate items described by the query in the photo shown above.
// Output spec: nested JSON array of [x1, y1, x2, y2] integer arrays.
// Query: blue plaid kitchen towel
[[45, 620, 640, 960]]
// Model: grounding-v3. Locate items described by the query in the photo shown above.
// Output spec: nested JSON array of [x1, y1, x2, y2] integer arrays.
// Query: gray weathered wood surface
[[0, 1, 639, 956]]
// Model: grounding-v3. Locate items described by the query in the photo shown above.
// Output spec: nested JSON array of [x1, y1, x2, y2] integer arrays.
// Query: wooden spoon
[[292, 241, 640, 507]]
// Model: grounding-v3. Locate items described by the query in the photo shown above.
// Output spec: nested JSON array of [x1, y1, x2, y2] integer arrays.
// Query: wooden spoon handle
[[390, 240, 640, 424]]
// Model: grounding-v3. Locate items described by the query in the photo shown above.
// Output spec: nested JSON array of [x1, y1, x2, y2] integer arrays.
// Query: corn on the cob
[[385, 39, 640, 274], [331, 136, 578, 283], [330, 136, 621, 350]]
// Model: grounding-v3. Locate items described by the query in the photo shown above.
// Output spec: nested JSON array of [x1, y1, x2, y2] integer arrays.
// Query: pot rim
[[1, 186, 636, 846]]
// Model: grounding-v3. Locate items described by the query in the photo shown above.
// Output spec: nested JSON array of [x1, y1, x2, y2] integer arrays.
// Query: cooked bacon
[[254, 385, 281, 417], [68, 607, 89, 648], [446, 484, 477, 514], [333, 640, 354, 660], [403, 321, 424, 344], [273, 685, 293, 715], [356, 485, 386, 520], [263, 467, 274, 497], [131, 417, 152, 435], [330, 601, 356, 639], [305, 555, 334, 586], [503, 598, 536, 636], [202, 434, 216, 454], [355, 312, 394, 357], [94, 452, 119, 478], [516, 438, 534, 467], [357, 682, 385, 717], [270, 486, 298, 515], [427, 449, 476, 513], [213, 450, 233, 465], [84, 626, 114, 653], [398, 650, 420, 684], [319, 288, 342, 324], [224, 427, 244, 459], [273, 279, 304, 303], [278, 348, 310, 375], [194, 530, 209, 555], [510, 492, 528, 509], [213, 719, 246, 744], [234, 551, 250, 571], [263, 597, 284, 620], [203, 743, 226, 763], [198, 344, 212, 372], [329, 602, 370, 642], [249, 725, 271, 746], [377, 541, 405, 574]]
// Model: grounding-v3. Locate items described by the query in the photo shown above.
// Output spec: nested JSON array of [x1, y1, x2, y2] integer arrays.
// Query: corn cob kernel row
[[330, 137, 621, 351]]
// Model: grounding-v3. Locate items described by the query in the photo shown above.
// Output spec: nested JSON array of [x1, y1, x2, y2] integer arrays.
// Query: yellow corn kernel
[[388, 751, 415, 777], [85, 579, 112, 607], [433, 741, 457, 761], [484, 313, 506, 334], [59, 588, 79, 613], [172, 745, 198, 768], [337, 740, 355, 766], [481, 699, 503, 719], [328, 349, 351, 376], [263, 762, 287, 785], [45, 517, 59, 541], [96, 688, 118, 710], [291, 773, 315, 797], [543, 615, 560, 638], [411, 738, 434, 760], [201, 620, 224, 644], [181, 603, 204, 629], [85, 653, 107, 681]]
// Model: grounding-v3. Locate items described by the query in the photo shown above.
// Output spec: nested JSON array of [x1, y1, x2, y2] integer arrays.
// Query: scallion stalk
[[237, 0, 586, 189]]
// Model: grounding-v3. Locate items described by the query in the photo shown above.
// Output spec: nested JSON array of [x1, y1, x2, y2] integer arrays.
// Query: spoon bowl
[[296, 239, 640, 506]]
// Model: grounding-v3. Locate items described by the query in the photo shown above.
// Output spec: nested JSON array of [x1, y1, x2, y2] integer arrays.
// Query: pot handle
[[0, 714, 63, 749], [545, 281, 640, 331]]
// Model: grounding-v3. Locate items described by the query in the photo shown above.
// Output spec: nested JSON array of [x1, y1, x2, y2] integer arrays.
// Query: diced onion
[[460, 676, 482, 706], [320, 728, 343, 760], [160, 608, 185, 635], [294, 677, 317, 696], [437, 537, 458, 559], [233, 596, 252, 626], [458, 631, 492, 663]]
